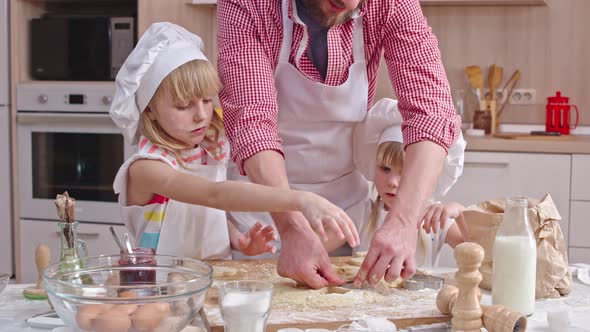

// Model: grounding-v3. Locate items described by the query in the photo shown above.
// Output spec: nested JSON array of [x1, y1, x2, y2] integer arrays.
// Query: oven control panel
[[16, 82, 116, 113]]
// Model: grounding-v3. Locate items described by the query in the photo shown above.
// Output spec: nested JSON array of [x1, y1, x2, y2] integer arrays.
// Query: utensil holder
[[473, 100, 498, 135]]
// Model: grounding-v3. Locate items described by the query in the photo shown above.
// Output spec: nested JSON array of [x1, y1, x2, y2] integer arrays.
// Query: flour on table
[[212, 266, 241, 278]]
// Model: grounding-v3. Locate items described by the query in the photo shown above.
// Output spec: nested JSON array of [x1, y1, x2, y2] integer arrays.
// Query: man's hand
[[353, 141, 446, 286], [353, 214, 417, 286], [276, 212, 344, 289]]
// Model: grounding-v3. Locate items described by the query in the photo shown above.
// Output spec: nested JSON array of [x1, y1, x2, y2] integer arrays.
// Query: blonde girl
[[110, 23, 358, 260], [364, 139, 467, 267]]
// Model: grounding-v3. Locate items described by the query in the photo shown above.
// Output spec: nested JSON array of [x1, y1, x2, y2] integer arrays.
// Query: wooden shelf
[[185, 0, 216, 5], [420, 0, 546, 6]]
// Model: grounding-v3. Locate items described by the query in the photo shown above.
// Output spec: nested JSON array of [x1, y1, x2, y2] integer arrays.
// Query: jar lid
[[547, 91, 569, 104]]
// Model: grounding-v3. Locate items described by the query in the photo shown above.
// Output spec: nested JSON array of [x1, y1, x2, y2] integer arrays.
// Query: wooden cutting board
[[201, 258, 451, 331]]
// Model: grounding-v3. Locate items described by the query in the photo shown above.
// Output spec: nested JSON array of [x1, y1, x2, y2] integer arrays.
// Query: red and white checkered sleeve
[[217, 0, 283, 174], [382, 0, 461, 151]]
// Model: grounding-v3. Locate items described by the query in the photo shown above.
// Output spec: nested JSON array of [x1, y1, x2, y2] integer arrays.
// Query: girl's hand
[[237, 222, 277, 256], [421, 202, 464, 234], [300, 193, 359, 248]]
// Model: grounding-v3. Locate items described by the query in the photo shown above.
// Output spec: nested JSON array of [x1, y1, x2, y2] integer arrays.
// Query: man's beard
[[302, 0, 356, 27]]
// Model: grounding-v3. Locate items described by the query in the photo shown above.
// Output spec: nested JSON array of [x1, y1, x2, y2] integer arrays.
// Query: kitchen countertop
[[465, 134, 590, 154], [1, 267, 589, 331]]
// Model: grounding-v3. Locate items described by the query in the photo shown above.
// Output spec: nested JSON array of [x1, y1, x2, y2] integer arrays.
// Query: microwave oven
[[30, 16, 135, 81]]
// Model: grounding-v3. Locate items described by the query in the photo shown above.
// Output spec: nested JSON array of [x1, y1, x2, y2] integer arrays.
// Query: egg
[[75, 304, 113, 331], [119, 290, 137, 298], [114, 304, 139, 315], [131, 303, 171, 331], [93, 307, 132, 332]]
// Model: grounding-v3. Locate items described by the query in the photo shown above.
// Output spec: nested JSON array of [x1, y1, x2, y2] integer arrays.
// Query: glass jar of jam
[[118, 247, 156, 285]]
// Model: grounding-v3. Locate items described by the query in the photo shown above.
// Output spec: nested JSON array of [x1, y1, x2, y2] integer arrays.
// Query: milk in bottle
[[492, 196, 537, 316]]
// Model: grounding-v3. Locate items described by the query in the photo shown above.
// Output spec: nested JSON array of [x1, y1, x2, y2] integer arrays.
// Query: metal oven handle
[[464, 161, 510, 168], [17, 112, 113, 125]]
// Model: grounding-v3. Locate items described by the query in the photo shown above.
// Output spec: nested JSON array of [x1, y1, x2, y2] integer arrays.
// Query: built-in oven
[[16, 82, 133, 224]]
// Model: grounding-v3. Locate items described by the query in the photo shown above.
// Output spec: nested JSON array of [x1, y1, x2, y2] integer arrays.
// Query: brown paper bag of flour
[[464, 194, 571, 298]]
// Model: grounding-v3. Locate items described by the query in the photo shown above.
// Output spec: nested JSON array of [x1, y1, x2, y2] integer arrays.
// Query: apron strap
[[279, 0, 293, 64], [352, 15, 366, 65]]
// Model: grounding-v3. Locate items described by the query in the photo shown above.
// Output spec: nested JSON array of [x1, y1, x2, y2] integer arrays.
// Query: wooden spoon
[[497, 69, 521, 118], [487, 64, 504, 102], [465, 65, 483, 101]]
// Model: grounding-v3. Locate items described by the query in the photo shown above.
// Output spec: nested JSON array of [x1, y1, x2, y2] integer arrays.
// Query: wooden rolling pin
[[23, 244, 50, 300]]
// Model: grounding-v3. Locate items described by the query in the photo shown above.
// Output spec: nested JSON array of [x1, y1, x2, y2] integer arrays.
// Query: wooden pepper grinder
[[23, 244, 51, 300], [449, 242, 485, 332], [437, 285, 528, 332]]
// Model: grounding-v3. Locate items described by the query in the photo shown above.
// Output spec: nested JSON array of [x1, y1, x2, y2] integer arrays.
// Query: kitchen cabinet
[[571, 155, 590, 201], [569, 154, 590, 263], [19, 219, 127, 283], [569, 202, 590, 248], [570, 248, 590, 264]]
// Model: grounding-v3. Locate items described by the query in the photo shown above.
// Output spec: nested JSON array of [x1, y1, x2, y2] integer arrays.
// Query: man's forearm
[[386, 140, 446, 226], [243, 150, 308, 234]]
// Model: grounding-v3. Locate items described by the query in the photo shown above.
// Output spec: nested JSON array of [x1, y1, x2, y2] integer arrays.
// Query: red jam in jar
[[118, 247, 156, 285]]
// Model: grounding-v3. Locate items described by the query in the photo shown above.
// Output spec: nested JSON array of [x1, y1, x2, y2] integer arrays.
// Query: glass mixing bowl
[[42, 254, 212, 332], [0, 273, 11, 295]]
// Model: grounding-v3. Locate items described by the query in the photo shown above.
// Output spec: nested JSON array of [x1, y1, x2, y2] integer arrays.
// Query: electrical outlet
[[509, 89, 536, 105], [482, 89, 508, 104]]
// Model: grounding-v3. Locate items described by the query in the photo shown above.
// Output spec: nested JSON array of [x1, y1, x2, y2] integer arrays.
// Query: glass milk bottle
[[492, 197, 537, 315]]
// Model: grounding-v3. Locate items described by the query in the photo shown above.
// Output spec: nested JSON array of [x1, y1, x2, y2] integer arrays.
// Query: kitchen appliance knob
[[38, 94, 48, 104], [102, 96, 113, 105]]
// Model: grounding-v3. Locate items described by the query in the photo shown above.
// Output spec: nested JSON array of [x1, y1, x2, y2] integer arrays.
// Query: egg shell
[[119, 290, 138, 298], [75, 304, 113, 331], [114, 304, 139, 315], [152, 302, 171, 314], [93, 307, 132, 332], [131, 303, 170, 331]]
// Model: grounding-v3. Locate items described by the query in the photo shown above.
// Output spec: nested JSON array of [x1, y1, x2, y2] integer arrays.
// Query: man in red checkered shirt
[[218, 0, 462, 289]]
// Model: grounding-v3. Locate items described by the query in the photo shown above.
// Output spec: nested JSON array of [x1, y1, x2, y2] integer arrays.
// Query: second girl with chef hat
[[110, 22, 359, 260], [325, 99, 468, 268]]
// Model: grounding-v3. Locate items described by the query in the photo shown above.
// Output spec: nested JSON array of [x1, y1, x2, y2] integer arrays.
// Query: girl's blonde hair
[[365, 141, 405, 237], [140, 59, 223, 167]]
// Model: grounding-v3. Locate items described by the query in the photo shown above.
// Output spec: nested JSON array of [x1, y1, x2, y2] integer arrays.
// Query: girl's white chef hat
[[109, 22, 209, 145], [353, 98, 466, 199]]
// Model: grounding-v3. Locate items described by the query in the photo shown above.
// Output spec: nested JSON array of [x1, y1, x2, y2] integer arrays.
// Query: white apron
[[227, 0, 370, 258], [114, 140, 232, 260], [157, 157, 232, 260]]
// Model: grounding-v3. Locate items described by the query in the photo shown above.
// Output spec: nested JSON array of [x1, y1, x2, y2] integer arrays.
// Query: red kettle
[[546, 91, 579, 135]]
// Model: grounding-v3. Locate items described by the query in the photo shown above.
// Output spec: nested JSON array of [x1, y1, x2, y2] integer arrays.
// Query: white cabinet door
[[571, 155, 590, 201], [19, 219, 128, 283], [437, 152, 571, 267], [570, 202, 590, 248], [569, 248, 590, 264]]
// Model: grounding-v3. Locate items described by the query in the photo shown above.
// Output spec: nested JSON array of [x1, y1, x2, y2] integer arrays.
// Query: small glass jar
[[57, 221, 93, 285], [118, 247, 157, 286]]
